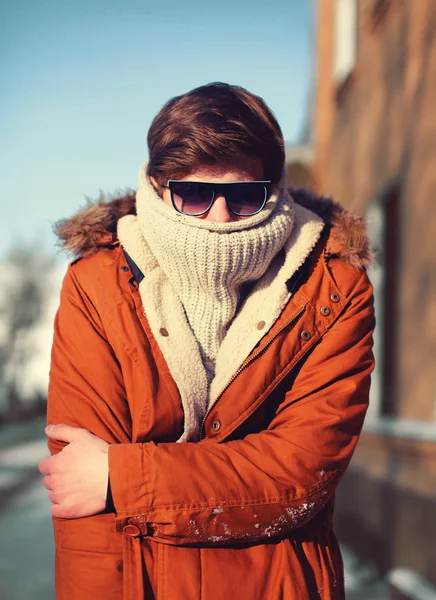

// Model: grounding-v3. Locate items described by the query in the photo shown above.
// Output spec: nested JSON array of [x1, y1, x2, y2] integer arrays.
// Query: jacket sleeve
[[47, 263, 131, 459], [108, 270, 376, 545]]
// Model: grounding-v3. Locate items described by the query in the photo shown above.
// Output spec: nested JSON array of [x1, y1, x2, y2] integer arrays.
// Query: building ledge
[[363, 417, 436, 443], [387, 568, 436, 600]]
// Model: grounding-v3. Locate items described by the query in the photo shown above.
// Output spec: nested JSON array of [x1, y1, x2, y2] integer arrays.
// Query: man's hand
[[38, 424, 110, 519]]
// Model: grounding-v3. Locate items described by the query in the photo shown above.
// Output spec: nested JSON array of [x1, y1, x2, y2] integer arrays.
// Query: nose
[[206, 194, 233, 223]]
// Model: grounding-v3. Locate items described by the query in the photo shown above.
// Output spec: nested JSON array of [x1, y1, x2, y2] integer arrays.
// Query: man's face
[[151, 158, 265, 222]]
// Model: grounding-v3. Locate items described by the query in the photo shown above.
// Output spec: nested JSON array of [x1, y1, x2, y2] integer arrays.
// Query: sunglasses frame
[[165, 180, 272, 217]]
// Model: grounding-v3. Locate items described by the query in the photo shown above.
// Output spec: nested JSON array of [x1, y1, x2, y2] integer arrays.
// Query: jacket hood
[[54, 187, 374, 270]]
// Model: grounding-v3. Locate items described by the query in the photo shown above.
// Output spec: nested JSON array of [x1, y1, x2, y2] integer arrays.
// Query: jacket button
[[257, 320, 266, 330], [120, 265, 129, 272], [330, 293, 340, 303], [159, 327, 169, 337], [116, 561, 123, 572], [123, 525, 140, 537], [320, 306, 331, 316], [300, 330, 311, 341], [212, 420, 221, 432]]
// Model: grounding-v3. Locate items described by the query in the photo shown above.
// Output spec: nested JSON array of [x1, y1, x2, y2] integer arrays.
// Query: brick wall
[[314, 0, 436, 421], [314, 0, 436, 583]]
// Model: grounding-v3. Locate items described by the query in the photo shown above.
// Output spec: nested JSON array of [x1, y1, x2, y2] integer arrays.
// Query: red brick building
[[313, 0, 436, 587]]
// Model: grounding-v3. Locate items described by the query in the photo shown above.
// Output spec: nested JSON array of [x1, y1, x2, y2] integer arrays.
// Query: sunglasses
[[165, 180, 272, 217]]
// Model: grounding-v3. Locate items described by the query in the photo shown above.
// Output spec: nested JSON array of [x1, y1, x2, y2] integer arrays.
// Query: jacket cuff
[[108, 442, 154, 516]]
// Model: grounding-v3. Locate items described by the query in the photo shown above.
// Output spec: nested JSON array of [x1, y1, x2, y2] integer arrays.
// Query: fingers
[[45, 424, 88, 444], [42, 474, 54, 490], [38, 455, 55, 475], [50, 504, 62, 518], [51, 503, 77, 519], [47, 490, 58, 504]]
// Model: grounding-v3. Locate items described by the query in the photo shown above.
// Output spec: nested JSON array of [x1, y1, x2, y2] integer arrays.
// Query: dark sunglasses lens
[[226, 183, 267, 215], [172, 182, 213, 215]]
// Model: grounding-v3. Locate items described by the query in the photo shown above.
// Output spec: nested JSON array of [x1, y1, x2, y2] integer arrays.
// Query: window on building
[[332, 0, 358, 85], [367, 185, 401, 419]]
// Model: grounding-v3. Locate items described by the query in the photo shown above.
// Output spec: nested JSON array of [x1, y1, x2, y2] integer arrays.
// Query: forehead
[[181, 158, 264, 182]]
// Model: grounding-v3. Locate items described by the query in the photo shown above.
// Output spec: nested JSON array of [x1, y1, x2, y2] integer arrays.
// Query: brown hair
[[146, 82, 285, 187]]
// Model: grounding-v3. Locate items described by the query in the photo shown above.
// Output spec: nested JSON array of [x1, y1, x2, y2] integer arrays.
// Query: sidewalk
[[0, 419, 55, 600], [0, 416, 48, 511]]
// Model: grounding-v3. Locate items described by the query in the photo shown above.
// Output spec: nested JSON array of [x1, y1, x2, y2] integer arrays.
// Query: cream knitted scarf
[[137, 169, 294, 378], [118, 165, 324, 441]]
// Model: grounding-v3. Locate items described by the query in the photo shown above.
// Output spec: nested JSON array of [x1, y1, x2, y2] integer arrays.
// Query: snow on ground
[[0, 439, 48, 468], [0, 426, 55, 600], [0, 477, 55, 600], [0, 470, 24, 490], [342, 544, 388, 599], [387, 568, 436, 600]]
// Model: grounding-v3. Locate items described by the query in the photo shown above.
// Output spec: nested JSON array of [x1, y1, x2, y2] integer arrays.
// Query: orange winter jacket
[[47, 189, 375, 600]]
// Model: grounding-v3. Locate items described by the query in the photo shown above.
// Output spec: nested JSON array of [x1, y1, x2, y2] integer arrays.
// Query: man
[[39, 82, 375, 599]]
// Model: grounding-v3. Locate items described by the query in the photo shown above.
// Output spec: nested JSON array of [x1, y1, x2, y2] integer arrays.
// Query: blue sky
[[0, 0, 313, 258]]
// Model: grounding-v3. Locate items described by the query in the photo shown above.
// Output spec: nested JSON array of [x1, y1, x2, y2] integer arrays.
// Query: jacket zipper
[[199, 304, 306, 440]]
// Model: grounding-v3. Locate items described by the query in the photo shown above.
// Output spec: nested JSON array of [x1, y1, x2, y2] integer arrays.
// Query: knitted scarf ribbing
[[118, 165, 325, 441], [133, 166, 295, 381]]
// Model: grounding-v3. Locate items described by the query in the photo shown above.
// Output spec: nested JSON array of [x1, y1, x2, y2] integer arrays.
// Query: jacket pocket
[[54, 513, 123, 600]]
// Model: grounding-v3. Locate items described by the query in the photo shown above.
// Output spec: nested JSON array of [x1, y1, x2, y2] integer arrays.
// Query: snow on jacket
[[47, 187, 375, 600]]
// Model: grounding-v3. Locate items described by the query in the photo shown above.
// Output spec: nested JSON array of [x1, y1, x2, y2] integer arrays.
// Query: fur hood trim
[[54, 187, 374, 270]]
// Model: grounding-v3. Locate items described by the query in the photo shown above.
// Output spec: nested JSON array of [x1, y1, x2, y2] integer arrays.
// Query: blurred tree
[[0, 187, 134, 421], [0, 246, 53, 419]]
